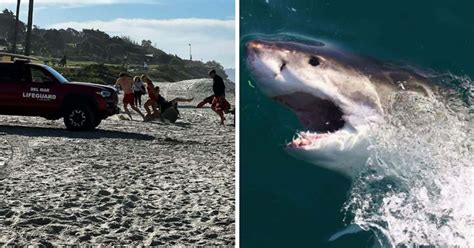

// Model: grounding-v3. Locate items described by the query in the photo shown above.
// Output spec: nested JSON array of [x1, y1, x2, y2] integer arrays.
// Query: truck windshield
[[43, 66, 69, 83]]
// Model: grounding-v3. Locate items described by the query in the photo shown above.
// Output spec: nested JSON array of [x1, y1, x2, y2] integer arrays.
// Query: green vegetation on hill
[[0, 9, 228, 83], [53, 61, 226, 85], [54, 63, 122, 85]]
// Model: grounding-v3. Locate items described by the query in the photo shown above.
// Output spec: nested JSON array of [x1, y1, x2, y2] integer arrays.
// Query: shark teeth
[[286, 126, 361, 149], [287, 131, 327, 148]]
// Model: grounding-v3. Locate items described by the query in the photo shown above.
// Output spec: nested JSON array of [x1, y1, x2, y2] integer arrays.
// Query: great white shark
[[246, 37, 441, 178]]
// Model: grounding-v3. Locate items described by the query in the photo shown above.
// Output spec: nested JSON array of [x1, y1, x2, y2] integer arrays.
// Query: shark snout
[[246, 40, 261, 50], [246, 40, 280, 56], [246, 40, 265, 57]]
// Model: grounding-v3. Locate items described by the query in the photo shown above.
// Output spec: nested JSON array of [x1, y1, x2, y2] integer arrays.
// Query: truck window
[[0, 64, 18, 83], [30, 66, 54, 84]]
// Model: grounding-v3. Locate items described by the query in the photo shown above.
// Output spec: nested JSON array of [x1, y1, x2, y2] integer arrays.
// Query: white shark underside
[[246, 38, 445, 178]]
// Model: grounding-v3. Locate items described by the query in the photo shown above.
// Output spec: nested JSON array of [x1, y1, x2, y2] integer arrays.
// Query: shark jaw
[[246, 39, 385, 177], [274, 91, 350, 148], [272, 90, 378, 179], [273, 89, 377, 178], [274, 91, 371, 152]]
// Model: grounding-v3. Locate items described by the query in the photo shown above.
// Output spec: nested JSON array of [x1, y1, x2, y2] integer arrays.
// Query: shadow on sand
[[179, 105, 210, 109], [173, 122, 193, 128], [145, 120, 193, 129], [0, 125, 155, 141]]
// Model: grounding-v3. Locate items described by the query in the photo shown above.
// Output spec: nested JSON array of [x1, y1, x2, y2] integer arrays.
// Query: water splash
[[344, 81, 473, 247]]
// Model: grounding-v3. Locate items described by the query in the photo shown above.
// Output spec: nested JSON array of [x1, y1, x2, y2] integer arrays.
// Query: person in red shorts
[[197, 69, 232, 125], [115, 72, 145, 121], [142, 75, 159, 119]]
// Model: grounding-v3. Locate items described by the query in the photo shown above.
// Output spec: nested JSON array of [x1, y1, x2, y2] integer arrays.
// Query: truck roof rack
[[0, 52, 39, 62]]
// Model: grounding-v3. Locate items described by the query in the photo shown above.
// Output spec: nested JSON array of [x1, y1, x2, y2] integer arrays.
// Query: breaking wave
[[344, 75, 473, 247]]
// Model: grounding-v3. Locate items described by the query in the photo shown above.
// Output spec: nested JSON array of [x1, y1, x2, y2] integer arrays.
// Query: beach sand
[[0, 79, 235, 246]]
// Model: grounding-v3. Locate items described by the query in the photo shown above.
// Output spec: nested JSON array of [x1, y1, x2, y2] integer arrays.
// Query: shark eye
[[309, 56, 320, 66], [280, 61, 287, 71]]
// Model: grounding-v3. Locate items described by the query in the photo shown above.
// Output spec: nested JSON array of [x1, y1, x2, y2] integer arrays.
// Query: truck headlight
[[97, 90, 112, 98]]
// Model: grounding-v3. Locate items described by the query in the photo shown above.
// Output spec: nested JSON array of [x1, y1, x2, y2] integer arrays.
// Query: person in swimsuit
[[142, 75, 159, 119], [115, 72, 146, 121]]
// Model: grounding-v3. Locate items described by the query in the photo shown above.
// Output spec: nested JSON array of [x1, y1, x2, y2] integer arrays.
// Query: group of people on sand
[[115, 69, 233, 125]]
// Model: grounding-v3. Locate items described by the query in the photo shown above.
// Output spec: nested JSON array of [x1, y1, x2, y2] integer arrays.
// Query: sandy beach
[[0, 79, 235, 246]]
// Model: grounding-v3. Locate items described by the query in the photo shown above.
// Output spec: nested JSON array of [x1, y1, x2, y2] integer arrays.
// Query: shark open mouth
[[273, 92, 349, 148]]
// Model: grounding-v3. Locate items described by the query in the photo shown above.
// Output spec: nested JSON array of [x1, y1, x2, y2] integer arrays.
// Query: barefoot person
[[197, 69, 231, 125], [142, 75, 159, 119], [115, 72, 146, 120]]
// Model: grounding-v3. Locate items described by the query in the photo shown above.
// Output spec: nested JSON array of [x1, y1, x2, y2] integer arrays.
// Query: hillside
[[0, 9, 228, 82]]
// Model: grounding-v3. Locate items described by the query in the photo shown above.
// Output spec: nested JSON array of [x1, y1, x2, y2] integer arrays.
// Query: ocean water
[[240, 0, 473, 247]]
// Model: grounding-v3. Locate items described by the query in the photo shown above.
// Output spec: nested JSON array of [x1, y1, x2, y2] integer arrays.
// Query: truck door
[[0, 63, 26, 115], [20, 64, 61, 115]]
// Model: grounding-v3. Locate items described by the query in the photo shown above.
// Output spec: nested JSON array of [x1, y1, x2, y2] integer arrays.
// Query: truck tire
[[64, 104, 96, 131]]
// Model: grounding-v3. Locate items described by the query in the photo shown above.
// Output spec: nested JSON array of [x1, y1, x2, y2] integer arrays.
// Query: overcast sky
[[0, 0, 235, 68]]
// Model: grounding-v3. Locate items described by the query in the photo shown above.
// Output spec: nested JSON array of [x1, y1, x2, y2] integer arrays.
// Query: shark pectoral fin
[[328, 224, 364, 242]]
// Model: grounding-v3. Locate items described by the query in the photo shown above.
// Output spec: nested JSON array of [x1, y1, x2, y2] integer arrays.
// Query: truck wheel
[[64, 105, 96, 131]]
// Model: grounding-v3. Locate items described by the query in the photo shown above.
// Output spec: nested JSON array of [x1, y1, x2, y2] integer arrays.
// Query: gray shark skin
[[246, 38, 444, 178]]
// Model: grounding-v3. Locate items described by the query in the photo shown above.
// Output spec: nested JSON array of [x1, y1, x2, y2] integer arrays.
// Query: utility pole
[[24, 0, 34, 56], [12, 0, 21, 54], [189, 43, 192, 61]]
